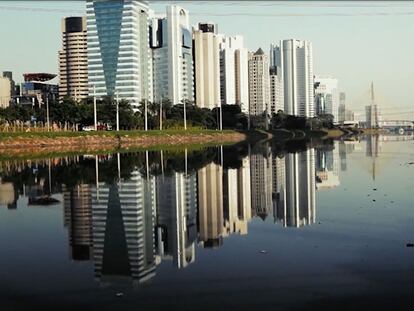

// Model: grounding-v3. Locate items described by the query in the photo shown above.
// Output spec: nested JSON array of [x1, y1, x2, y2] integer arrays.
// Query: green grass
[[0, 128, 238, 140], [0, 139, 239, 162]]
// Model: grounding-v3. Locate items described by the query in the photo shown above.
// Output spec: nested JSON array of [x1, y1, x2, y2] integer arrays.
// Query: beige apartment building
[[0, 77, 11, 108], [248, 48, 270, 116], [59, 16, 88, 102], [193, 23, 221, 109]]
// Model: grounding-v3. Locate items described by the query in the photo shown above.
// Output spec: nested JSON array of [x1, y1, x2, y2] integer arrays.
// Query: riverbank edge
[[270, 127, 361, 141], [0, 129, 257, 160]]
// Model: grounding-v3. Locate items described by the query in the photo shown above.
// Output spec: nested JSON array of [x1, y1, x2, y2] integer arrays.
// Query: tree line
[[0, 96, 334, 131], [0, 96, 248, 131]]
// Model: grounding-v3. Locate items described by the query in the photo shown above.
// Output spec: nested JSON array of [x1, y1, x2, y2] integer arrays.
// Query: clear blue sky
[[0, 1, 413, 119]]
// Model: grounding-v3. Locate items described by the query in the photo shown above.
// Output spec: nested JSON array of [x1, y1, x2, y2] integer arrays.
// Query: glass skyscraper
[[87, 0, 152, 111]]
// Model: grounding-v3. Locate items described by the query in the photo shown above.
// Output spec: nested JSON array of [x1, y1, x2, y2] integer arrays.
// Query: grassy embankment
[[0, 128, 248, 160]]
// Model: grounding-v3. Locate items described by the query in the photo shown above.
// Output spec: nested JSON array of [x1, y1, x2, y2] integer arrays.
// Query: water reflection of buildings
[[3, 145, 321, 287], [315, 142, 340, 190], [250, 150, 273, 220], [63, 184, 92, 260], [338, 141, 356, 172], [91, 170, 157, 286], [0, 180, 17, 209], [155, 172, 198, 268], [198, 162, 224, 248], [273, 149, 316, 227], [223, 157, 252, 237]]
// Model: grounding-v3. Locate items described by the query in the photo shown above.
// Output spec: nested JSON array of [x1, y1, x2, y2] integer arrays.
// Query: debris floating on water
[[260, 250, 268, 254], [116, 292, 124, 298]]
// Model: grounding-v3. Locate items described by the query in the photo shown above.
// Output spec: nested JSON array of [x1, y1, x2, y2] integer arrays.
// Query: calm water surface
[[1, 135, 414, 310]]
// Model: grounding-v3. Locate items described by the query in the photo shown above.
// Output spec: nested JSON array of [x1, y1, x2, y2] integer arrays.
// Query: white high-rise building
[[271, 40, 314, 117], [150, 5, 194, 105], [314, 76, 339, 121], [248, 48, 270, 116], [193, 23, 221, 109], [87, 0, 152, 111], [219, 36, 249, 113]]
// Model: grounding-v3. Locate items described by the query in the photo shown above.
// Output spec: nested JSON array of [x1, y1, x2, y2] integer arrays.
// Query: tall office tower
[[338, 92, 346, 122], [274, 149, 316, 227], [248, 48, 270, 116], [92, 169, 157, 286], [59, 17, 88, 102], [271, 40, 314, 117], [222, 157, 252, 236], [365, 82, 380, 128], [219, 36, 249, 113], [150, 5, 194, 105], [63, 184, 92, 261], [0, 77, 11, 108], [193, 23, 221, 109], [269, 67, 284, 115], [198, 162, 223, 248], [314, 76, 339, 121], [155, 172, 198, 269], [87, 0, 151, 111], [269, 44, 284, 115], [250, 147, 273, 220]]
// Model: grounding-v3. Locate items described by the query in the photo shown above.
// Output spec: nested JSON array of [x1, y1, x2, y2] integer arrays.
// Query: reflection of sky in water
[[0, 135, 414, 309]]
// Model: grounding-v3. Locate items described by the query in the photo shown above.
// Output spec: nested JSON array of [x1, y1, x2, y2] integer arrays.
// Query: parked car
[[82, 125, 95, 132]]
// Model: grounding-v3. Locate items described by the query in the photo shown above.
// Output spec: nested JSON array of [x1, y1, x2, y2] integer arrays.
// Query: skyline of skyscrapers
[[55, 0, 356, 125]]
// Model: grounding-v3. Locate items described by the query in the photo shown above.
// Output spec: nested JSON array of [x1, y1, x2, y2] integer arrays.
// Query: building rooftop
[[254, 48, 265, 56]]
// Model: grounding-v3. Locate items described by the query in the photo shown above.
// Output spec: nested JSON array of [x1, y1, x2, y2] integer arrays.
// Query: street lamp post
[[144, 99, 148, 131], [116, 91, 120, 131], [183, 100, 187, 130], [93, 85, 97, 131], [46, 95, 50, 132], [159, 98, 163, 131], [219, 103, 223, 131]]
